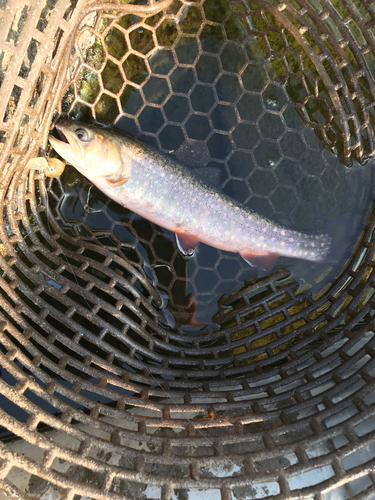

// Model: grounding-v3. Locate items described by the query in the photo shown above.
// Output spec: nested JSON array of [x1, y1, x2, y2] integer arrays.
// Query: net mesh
[[1, 0, 375, 499]]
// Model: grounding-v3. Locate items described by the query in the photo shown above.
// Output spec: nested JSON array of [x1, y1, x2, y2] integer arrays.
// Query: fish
[[49, 120, 332, 270]]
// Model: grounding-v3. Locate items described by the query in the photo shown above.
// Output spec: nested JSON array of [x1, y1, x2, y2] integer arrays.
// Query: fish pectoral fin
[[240, 251, 279, 271], [105, 175, 129, 187], [175, 230, 199, 255]]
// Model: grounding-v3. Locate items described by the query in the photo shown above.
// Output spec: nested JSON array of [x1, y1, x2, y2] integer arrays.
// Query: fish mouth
[[57, 128, 69, 144], [49, 126, 69, 146], [49, 122, 83, 168], [49, 122, 69, 145]]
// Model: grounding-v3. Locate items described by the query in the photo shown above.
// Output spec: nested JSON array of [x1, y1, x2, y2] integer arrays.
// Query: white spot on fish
[[281, 241, 285, 246]]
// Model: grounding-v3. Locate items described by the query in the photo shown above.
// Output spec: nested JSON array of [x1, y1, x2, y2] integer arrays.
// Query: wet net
[[1, 0, 375, 499]]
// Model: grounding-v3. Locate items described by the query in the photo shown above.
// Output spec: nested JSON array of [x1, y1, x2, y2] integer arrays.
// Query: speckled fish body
[[49, 121, 331, 269]]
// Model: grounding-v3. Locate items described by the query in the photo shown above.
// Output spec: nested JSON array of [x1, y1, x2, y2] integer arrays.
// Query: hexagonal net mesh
[[1, 0, 375, 499]]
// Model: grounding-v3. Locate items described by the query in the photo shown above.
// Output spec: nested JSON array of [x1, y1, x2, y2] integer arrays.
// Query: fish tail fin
[[319, 213, 357, 265]]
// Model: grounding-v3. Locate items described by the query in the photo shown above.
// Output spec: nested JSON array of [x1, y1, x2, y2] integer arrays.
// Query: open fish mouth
[[57, 128, 69, 144], [49, 125, 69, 145], [49, 123, 83, 167]]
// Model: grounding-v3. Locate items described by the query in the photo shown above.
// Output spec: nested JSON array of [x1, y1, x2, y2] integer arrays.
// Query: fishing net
[[1, 0, 375, 498]]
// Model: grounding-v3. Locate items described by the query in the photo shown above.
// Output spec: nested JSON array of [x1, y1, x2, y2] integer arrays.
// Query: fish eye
[[75, 128, 89, 141]]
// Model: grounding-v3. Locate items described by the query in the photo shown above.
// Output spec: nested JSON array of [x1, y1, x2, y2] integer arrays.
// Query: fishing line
[[37, 169, 252, 483], [32, 137, 330, 480], [84, 184, 103, 215]]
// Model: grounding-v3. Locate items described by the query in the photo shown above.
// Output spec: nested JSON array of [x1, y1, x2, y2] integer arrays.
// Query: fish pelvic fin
[[240, 251, 279, 271], [175, 229, 199, 255]]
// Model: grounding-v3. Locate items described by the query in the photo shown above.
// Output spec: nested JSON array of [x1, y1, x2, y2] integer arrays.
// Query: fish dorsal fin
[[194, 167, 221, 188], [175, 230, 199, 255], [240, 251, 279, 271]]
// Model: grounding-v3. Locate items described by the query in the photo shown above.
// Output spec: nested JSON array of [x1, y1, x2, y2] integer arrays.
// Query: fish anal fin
[[240, 251, 279, 271], [105, 176, 129, 187], [175, 229, 199, 255]]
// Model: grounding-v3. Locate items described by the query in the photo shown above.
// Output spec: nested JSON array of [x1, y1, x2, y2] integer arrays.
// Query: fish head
[[49, 120, 125, 180]]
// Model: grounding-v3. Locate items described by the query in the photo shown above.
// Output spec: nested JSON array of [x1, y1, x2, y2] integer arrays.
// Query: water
[[54, 155, 374, 335], [57, 0, 375, 334]]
